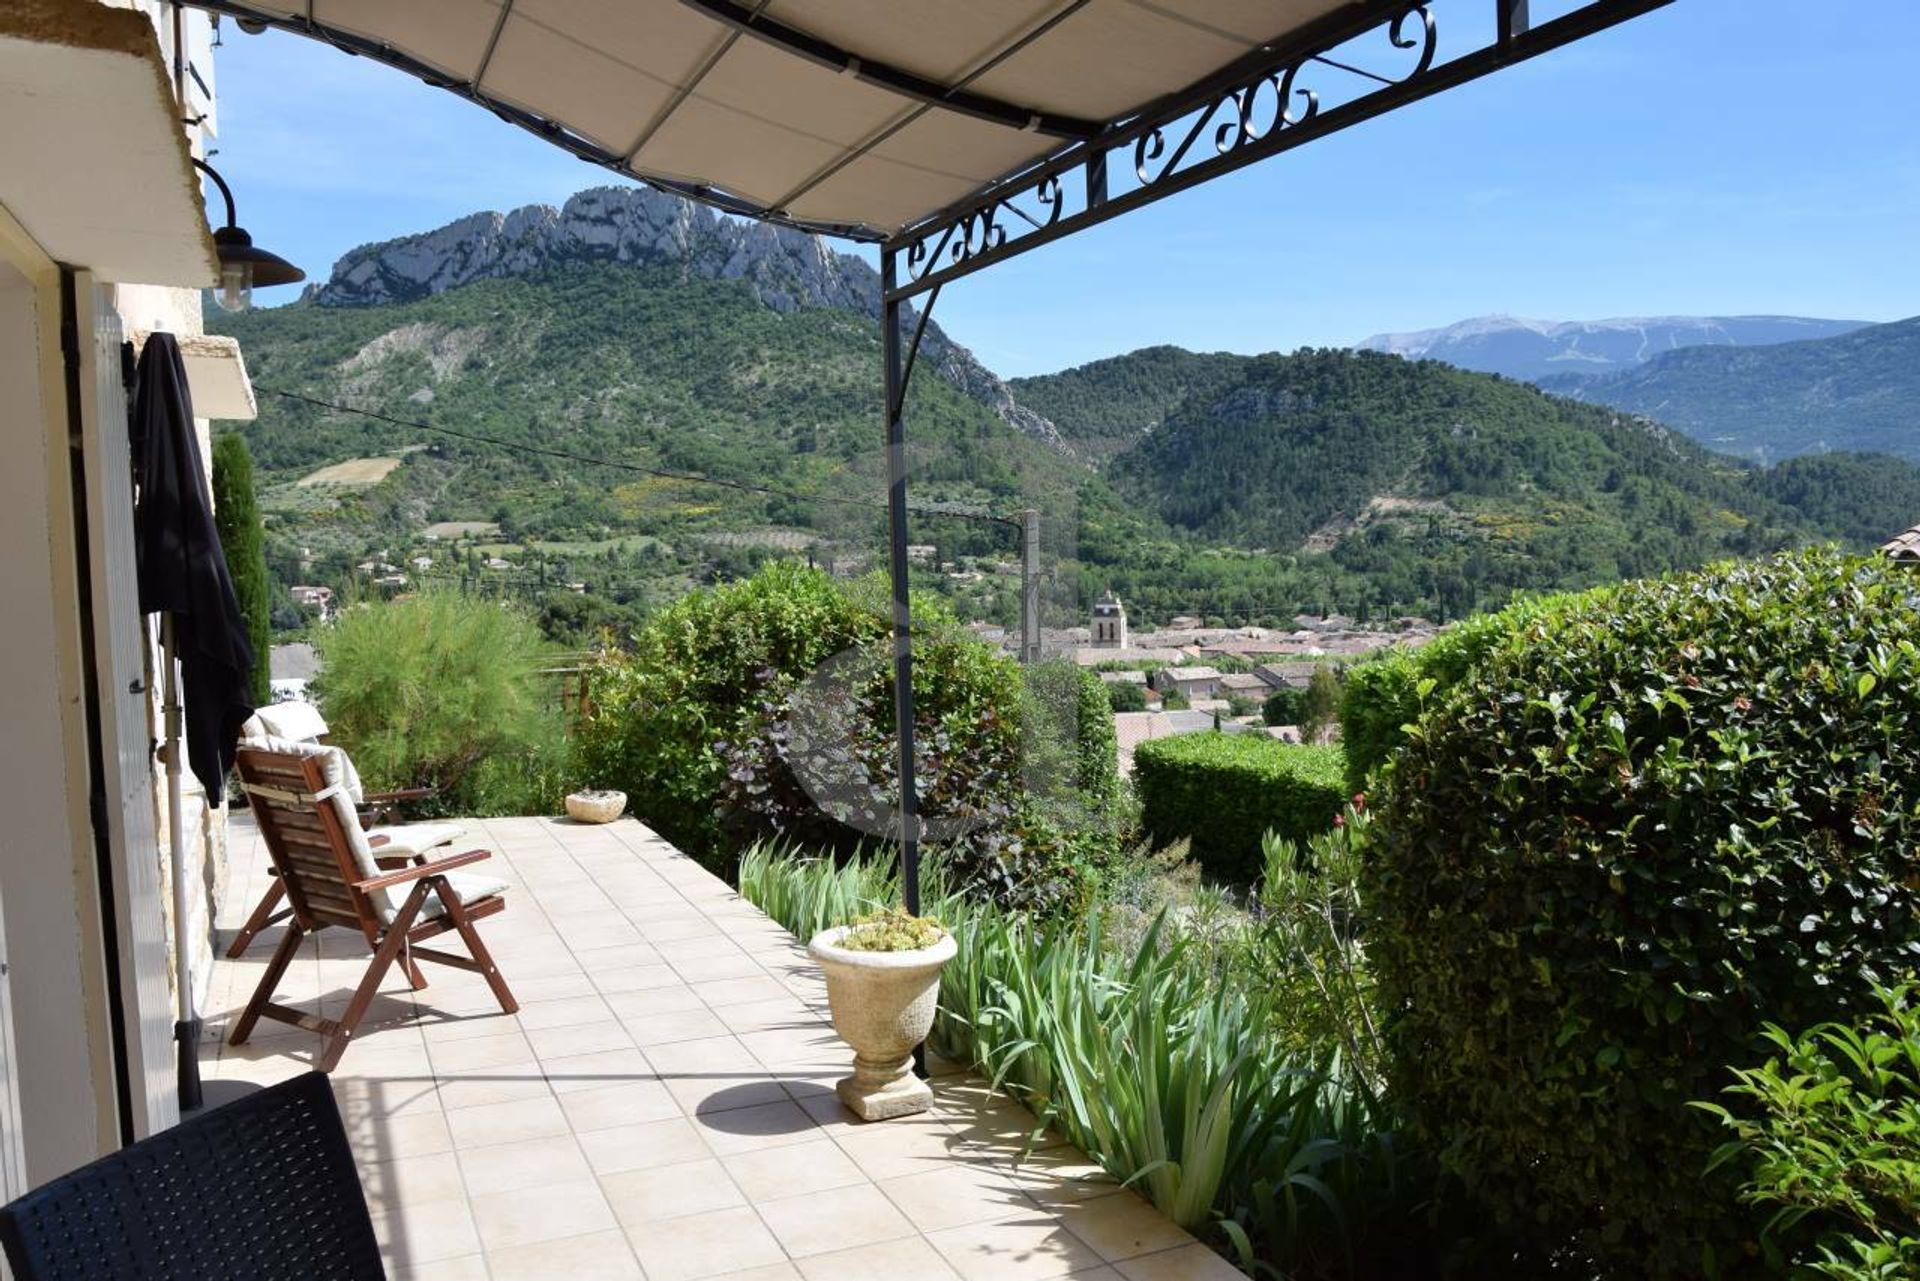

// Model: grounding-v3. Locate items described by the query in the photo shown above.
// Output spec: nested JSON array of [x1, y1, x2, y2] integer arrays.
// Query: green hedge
[[211, 433, 271, 706], [1134, 732, 1344, 882], [1338, 589, 1602, 794], [1365, 551, 1920, 1276]]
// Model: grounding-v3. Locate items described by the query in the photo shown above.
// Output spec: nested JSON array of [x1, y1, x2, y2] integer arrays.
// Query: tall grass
[[737, 840, 1416, 1277]]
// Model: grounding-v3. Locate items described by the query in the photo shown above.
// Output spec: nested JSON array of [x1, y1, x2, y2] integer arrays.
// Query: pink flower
[[1333, 813, 1346, 828], [1351, 793, 1366, 810]]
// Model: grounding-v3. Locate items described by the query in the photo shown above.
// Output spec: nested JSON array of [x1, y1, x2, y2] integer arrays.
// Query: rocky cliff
[[313, 185, 1063, 450]]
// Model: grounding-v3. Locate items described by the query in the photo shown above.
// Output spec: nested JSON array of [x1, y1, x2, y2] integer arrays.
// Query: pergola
[[191, 0, 1671, 912]]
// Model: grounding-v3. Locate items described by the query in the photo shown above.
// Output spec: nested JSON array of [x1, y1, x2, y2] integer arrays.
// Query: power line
[[256, 386, 1020, 529]]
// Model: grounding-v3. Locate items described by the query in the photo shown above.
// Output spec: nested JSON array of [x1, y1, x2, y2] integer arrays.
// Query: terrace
[[200, 813, 1233, 1281]]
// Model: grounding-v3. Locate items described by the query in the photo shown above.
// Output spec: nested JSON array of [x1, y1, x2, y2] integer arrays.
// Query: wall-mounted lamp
[[193, 158, 304, 312]]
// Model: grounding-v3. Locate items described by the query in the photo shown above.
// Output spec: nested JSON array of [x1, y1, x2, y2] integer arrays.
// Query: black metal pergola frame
[[192, 0, 1671, 918]]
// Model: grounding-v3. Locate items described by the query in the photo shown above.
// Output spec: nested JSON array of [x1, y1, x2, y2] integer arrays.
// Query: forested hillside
[[211, 187, 1916, 638], [1542, 315, 1920, 461]]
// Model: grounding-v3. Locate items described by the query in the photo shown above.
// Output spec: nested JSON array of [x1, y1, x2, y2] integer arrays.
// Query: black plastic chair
[[0, 1072, 385, 1280]]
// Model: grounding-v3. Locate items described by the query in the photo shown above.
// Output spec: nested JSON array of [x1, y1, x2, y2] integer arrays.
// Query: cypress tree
[[211, 432, 272, 706]]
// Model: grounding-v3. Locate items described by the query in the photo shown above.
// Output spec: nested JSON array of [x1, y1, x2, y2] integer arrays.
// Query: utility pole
[[1019, 508, 1041, 665]]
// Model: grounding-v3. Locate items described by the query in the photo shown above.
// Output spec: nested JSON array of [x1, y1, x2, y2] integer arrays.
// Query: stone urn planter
[[564, 789, 627, 824], [808, 919, 956, 1121]]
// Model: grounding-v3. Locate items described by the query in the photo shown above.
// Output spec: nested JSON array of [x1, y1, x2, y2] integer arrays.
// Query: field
[[296, 456, 404, 488]]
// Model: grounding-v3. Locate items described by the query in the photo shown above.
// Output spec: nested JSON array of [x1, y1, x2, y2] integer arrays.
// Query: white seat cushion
[[419, 872, 510, 920], [366, 822, 464, 858]]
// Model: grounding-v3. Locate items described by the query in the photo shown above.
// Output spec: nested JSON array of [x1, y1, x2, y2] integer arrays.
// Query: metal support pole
[[161, 615, 203, 1111], [1019, 509, 1041, 665], [880, 249, 921, 920]]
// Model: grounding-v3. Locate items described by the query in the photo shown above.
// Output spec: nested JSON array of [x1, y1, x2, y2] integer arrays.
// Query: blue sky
[[209, 2, 1918, 377]]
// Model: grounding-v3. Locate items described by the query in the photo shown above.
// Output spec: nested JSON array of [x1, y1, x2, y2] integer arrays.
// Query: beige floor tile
[[372, 1195, 483, 1269], [795, 1236, 963, 1281], [516, 993, 617, 1030], [1055, 1191, 1192, 1262], [543, 1046, 657, 1094], [457, 1132, 594, 1197], [594, 963, 686, 994], [559, 1077, 684, 1131], [754, 1183, 915, 1258], [601, 1156, 745, 1224], [446, 1094, 571, 1149], [626, 1206, 787, 1281], [877, 1163, 1034, 1233], [692, 976, 792, 1008], [471, 1177, 618, 1251], [389, 1252, 491, 1281], [1004, 1151, 1123, 1208], [347, 1108, 455, 1162], [624, 1005, 729, 1047], [419, 1009, 523, 1044], [925, 1217, 1106, 1281], [358, 1152, 466, 1210], [692, 1098, 820, 1156], [430, 1030, 537, 1073], [720, 1138, 865, 1203], [830, 1114, 971, 1182], [1115, 1243, 1247, 1280], [709, 1265, 802, 1281], [714, 997, 822, 1035], [487, 1228, 644, 1281], [604, 983, 708, 1020], [578, 1114, 712, 1175], [529, 1019, 636, 1061], [669, 952, 766, 983], [434, 1062, 553, 1111]]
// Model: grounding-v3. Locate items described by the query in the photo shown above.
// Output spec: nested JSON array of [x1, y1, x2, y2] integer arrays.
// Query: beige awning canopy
[[202, 0, 1354, 240]]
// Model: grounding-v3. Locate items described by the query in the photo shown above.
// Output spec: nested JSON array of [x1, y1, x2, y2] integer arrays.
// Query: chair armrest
[[354, 848, 490, 892]]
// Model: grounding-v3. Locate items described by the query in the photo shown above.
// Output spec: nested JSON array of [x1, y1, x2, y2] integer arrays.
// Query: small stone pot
[[564, 789, 627, 824], [808, 925, 957, 1121]]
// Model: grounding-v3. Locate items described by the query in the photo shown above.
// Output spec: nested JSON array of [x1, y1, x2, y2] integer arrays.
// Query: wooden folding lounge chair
[[232, 741, 518, 1071], [227, 709, 460, 958]]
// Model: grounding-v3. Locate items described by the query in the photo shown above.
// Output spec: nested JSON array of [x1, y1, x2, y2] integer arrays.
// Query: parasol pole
[[161, 614, 203, 1111]]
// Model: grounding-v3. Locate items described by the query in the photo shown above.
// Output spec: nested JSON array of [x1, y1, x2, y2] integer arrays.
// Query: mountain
[[1751, 452, 1920, 545], [1540, 316, 1920, 463], [210, 187, 1913, 636], [1009, 346, 1247, 465], [310, 185, 1064, 451], [1356, 314, 1868, 382]]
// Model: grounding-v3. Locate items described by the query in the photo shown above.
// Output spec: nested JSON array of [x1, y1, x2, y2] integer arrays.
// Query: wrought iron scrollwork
[[887, 0, 1669, 302]]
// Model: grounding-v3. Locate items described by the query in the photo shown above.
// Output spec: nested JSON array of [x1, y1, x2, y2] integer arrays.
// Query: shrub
[[1108, 680, 1148, 713], [211, 433, 271, 705], [1366, 551, 1920, 1276], [574, 562, 888, 858], [1338, 589, 1602, 793], [1263, 685, 1304, 726], [1020, 660, 1120, 821], [313, 589, 561, 814], [1300, 664, 1341, 742], [1135, 732, 1345, 882], [1696, 985, 1920, 1279]]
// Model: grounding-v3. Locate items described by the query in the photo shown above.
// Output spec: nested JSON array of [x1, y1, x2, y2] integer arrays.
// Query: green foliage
[[1020, 661, 1120, 821], [838, 907, 946, 952], [1337, 588, 1604, 793], [1262, 685, 1304, 726], [1134, 733, 1345, 883], [574, 561, 888, 861], [312, 589, 562, 814], [1755, 452, 1920, 545], [1108, 680, 1148, 713], [740, 843, 1412, 1278], [1254, 803, 1387, 1092], [1696, 986, 1920, 1280], [1365, 549, 1920, 1277], [1299, 664, 1340, 742], [211, 432, 271, 704]]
